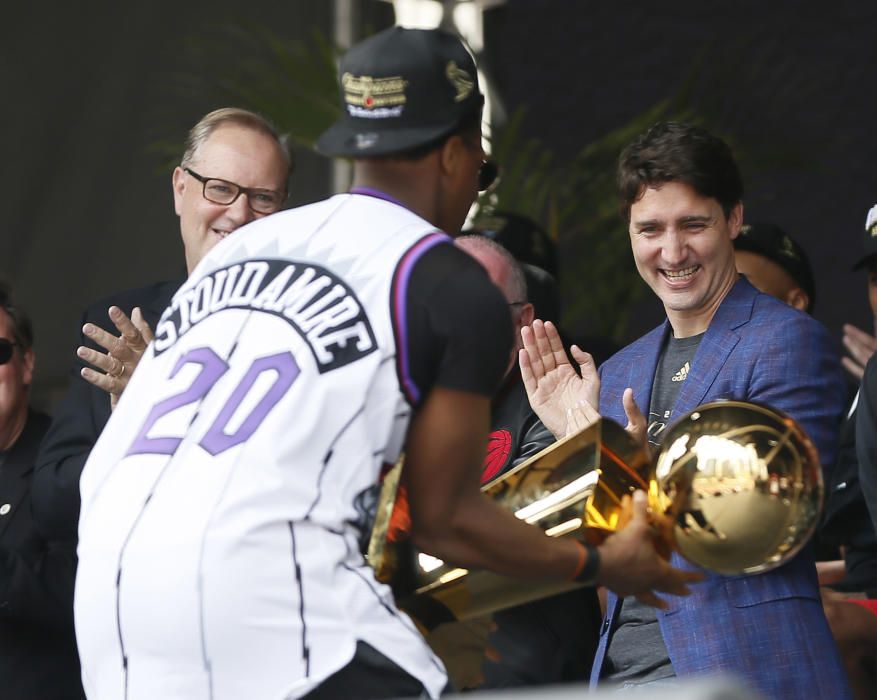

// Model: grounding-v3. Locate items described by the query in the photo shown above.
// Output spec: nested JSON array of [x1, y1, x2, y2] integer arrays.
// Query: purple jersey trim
[[392, 232, 452, 406], [349, 187, 408, 210]]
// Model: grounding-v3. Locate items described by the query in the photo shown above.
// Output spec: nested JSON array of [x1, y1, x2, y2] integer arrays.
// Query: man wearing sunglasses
[[0, 287, 85, 699], [33, 107, 292, 544]]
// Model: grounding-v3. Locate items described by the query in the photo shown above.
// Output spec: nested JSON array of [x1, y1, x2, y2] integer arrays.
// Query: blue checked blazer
[[591, 277, 851, 699]]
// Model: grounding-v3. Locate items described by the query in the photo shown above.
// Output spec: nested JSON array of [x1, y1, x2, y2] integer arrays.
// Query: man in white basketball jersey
[[74, 27, 699, 700]]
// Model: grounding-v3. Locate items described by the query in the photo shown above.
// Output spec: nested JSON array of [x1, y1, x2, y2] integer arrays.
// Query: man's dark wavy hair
[[617, 121, 744, 221]]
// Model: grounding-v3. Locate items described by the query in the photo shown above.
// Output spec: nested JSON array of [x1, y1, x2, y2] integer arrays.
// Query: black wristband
[[574, 542, 601, 584]]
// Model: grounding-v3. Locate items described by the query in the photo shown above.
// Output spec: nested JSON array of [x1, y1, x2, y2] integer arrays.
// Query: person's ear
[[728, 203, 744, 240], [438, 134, 467, 181], [172, 167, 187, 216], [519, 302, 535, 329], [786, 288, 810, 313], [21, 347, 34, 387]]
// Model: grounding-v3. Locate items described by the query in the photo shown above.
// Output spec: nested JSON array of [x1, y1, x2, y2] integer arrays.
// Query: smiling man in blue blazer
[[520, 122, 851, 698]]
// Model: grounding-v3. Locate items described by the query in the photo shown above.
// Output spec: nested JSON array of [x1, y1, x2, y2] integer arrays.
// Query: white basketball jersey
[[75, 194, 449, 700]]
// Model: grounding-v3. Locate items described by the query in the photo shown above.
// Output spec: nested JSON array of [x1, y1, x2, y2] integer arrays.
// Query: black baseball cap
[[466, 211, 558, 276], [733, 223, 816, 309], [852, 204, 877, 271], [316, 26, 484, 158]]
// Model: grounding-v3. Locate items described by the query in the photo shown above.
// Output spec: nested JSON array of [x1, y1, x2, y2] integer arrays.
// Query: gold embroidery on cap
[[342, 73, 408, 109], [870, 223, 877, 238], [780, 236, 799, 260], [446, 61, 474, 102]]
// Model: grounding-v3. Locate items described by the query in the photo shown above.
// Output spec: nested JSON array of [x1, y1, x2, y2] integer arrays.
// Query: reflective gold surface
[[368, 400, 823, 629], [653, 400, 823, 574], [368, 421, 615, 629]]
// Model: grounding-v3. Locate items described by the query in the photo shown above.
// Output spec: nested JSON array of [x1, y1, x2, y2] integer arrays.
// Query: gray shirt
[[604, 331, 703, 685]]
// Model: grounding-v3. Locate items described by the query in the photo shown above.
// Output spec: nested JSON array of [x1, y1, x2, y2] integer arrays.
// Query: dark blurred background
[[2, 0, 875, 408]]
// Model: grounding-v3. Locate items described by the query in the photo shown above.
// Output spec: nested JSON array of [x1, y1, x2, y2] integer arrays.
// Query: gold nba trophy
[[367, 400, 823, 631]]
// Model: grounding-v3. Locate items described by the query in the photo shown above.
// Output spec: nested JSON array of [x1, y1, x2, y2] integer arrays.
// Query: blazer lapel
[[142, 279, 185, 328], [600, 322, 668, 424], [672, 277, 755, 415], [672, 329, 739, 413], [632, 323, 669, 419]]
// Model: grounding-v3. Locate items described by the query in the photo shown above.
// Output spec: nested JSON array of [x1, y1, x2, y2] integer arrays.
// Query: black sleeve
[[32, 280, 179, 540], [511, 417, 555, 469], [0, 413, 78, 629], [395, 240, 513, 406], [0, 540, 77, 629], [31, 305, 107, 540], [857, 354, 877, 538]]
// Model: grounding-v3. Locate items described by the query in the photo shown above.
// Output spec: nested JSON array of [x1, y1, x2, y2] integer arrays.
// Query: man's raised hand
[[519, 319, 600, 439], [77, 306, 154, 410]]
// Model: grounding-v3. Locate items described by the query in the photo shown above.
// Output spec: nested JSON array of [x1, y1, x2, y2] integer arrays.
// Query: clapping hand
[[519, 320, 650, 450], [842, 320, 877, 380], [77, 306, 154, 410], [519, 320, 600, 439]]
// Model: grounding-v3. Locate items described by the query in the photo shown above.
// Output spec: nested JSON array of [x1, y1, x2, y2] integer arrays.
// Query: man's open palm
[[519, 320, 600, 438]]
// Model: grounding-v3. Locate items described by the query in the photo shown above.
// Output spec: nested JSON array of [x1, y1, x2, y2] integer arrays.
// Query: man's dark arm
[[0, 539, 77, 629], [32, 329, 108, 541], [33, 280, 180, 541], [511, 416, 554, 468], [32, 385, 104, 540], [857, 355, 877, 536]]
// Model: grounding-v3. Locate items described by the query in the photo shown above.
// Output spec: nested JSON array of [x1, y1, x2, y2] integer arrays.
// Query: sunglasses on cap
[[0, 338, 20, 365], [479, 160, 500, 192]]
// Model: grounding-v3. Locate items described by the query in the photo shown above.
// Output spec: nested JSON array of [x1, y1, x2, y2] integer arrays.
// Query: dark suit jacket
[[481, 373, 554, 483], [591, 277, 851, 698], [0, 410, 84, 699], [821, 391, 877, 595], [480, 373, 601, 689], [857, 357, 877, 548], [32, 279, 182, 539]]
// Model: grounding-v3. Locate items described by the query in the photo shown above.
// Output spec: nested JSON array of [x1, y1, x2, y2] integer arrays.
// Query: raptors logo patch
[[481, 429, 513, 484]]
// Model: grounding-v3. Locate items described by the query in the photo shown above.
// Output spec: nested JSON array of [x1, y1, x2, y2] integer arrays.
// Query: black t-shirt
[[646, 333, 704, 448], [606, 331, 702, 686], [350, 239, 513, 555], [401, 240, 513, 406]]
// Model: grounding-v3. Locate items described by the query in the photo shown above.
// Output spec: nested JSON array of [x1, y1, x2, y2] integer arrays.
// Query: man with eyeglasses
[[33, 107, 291, 543], [72, 27, 696, 700], [23, 108, 289, 696], [0, 285, 85, 699]]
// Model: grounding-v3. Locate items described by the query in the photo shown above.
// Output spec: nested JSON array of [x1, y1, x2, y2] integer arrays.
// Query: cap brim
[[316, 120, 457, 158], [732, 237, 769, 258]]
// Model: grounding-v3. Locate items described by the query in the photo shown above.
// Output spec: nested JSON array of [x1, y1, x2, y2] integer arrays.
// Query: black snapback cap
[[852, 204, 877, 271], [734, 222, 816, 309], [467, 211, 558, 276], [316, 26, 484, 158]]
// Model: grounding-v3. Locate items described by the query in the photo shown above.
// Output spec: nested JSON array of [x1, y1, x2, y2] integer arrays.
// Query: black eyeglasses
[[184, 168, 287, 214], [0, 338, 20, 365], [479, 160, 500, 192]]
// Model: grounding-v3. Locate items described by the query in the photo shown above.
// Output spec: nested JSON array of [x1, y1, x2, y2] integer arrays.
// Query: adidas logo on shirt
[[671, 361, 690, 383]]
